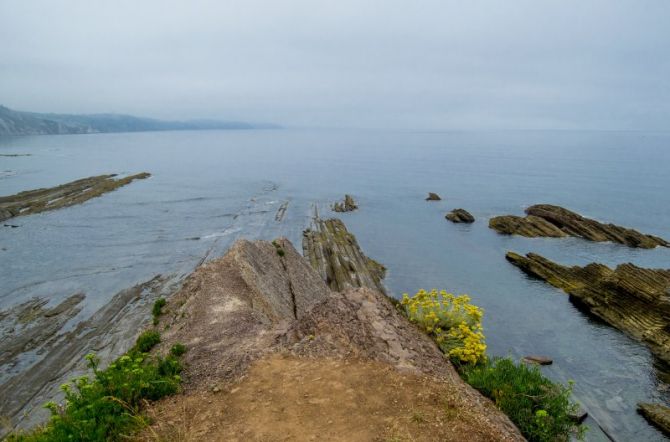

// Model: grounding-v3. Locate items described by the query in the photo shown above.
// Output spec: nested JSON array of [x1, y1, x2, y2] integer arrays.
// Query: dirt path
[[143, 354, 511, 442]]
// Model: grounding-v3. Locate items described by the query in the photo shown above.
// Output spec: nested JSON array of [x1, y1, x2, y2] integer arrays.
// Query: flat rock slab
[[638, 403, 670, 436], [506, 251, 670, 365], [446, 208, 475, 223], [0, 172, 150, 222], [490, 204, 668, 248]]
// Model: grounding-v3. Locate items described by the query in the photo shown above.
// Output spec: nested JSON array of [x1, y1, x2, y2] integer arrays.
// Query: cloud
[[1, 0, 668, 129]]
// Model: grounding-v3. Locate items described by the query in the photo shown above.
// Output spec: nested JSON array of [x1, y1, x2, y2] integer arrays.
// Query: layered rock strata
[[490, 204, 668, 248]]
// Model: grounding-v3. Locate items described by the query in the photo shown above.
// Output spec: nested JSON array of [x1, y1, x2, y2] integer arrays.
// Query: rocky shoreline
[[505, 251, 670, 365], [490, 204, 668, 248], [0, 172, 150, 222]]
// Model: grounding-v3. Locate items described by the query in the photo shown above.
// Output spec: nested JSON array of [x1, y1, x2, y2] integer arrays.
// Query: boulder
[[446, 208, 475, 223]]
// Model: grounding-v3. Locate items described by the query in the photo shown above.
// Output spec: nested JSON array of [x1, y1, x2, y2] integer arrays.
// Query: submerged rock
[[302, 217, 386, 294], [638, 403, 670, 436], [521, 355, 553, 365], [446, 208, 475, 223], [506, 251, 670, 364], [332, 194, 358, 212], [490, 204, 668, 248], [0, 172, 151, 222], [425, 192, 441, 201]]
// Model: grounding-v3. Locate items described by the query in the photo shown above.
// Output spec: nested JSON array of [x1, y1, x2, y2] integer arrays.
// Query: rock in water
[[446, 208, 475, 223], [303, 218, 386, 294], [0, 172, 151, 222], [638, 403, 670, 436], [521, 355, 553, 365], [506, 251, 670, 364], [425, 192, 441, 201], [332, 194, 358, 212], [489, 204, 668, 248]]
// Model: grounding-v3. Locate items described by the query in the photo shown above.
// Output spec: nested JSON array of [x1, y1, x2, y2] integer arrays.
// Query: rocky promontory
[[142, 237, 523, 441], [446, 208, 475, 223], [505, 251, 670, 364], [0, 173, 151, 222], [490, 204, 668, 248]]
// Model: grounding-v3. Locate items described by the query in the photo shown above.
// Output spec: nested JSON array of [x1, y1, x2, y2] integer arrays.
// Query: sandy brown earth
[[139, 238, 523, 441], [142, 354, 513, 442]]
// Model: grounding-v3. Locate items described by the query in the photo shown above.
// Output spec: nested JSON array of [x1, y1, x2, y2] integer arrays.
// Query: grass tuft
[[152, 298, 167, 325]]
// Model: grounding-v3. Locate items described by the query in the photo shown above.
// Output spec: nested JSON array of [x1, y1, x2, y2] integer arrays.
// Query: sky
[[1, 0, 669, 130]]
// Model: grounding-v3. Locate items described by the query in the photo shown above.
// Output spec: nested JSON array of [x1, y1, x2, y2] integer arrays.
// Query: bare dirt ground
[[142, 354, 510, 442]]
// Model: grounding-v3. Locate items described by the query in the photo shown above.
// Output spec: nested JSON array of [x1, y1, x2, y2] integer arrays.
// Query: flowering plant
[[401, 289, 486, 364]]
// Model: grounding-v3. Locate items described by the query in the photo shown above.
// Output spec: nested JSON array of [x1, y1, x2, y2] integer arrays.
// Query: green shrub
[[8, 334, 185, 441], [133, 330, 161, 353], [461, 357, 584, 441], [152, 298, 167, 325], [170, 343, 187, 357]]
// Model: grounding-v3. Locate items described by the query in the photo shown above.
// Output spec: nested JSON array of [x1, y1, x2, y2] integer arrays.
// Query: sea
[[1, 129, 669, 441]]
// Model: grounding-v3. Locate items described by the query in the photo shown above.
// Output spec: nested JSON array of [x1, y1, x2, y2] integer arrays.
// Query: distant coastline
[[0, 105, 280, 136]]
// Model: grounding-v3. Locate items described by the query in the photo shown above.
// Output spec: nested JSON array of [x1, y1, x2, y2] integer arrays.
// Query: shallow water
[[1, 129, 669, 440]]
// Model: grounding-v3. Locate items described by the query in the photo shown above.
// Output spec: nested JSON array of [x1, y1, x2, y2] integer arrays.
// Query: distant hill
[[0, 105, 279, 136]]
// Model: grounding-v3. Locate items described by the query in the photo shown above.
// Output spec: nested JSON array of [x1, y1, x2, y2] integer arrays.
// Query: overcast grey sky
[[1, 1, 669, 130]]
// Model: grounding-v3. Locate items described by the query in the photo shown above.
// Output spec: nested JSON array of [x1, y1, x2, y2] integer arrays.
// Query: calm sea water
[[1, 129, 669, 440]]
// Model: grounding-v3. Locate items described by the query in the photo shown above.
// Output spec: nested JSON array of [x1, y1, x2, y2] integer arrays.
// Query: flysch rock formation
[[446, 208, 475, 223], [331, 194, 358, 212], [0, 172, 151, 222], [506, 251, 670, 365], [144, 238, 523, 441], [0, 275, 181, 437], [302, 217, 387, 294], [489, 204, 668, 249], [638, 403, 670, 437]]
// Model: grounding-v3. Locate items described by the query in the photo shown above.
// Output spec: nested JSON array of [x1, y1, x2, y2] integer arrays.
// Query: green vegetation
[[8, 331, 184, 442], [462, 358, 584, 441], [272, 240, 285, 257], [134, 330, 161, 353], [400, 288, 584, 441], [170, 343, 187, 357], [152, 298, 167, 325]]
